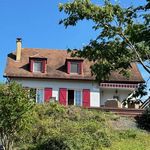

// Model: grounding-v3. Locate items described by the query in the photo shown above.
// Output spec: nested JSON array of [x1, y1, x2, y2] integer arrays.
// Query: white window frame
[[74, 90, 82, 106], [67, 89, 82, 106], [33, 61, 43, 73], [36, 88, 44, 103]]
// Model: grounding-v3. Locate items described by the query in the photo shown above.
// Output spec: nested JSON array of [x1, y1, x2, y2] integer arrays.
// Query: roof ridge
[[22, 48, 67, 51]]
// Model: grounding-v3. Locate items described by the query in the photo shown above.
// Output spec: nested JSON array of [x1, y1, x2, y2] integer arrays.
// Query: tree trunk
[[1, 136, 13, 150]]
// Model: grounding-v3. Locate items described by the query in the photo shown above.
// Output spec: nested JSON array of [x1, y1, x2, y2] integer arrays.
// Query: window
[[36, 89, 44, 103], [75, 91, 82, 106], [70, 62, 79, 73], [30, 88, 36, 101], [67, 60, 83, 74], [68, 90, 82, 106], [28, 88, 53, 104], [33, 61, 42, 72]]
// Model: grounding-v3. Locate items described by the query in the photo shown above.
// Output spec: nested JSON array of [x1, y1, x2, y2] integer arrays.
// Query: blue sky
[[0, 0, 149, 97]]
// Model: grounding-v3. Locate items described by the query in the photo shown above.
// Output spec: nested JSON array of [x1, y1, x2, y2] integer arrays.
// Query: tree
[[136, 107, 150, 131], [0, 82, 34, 150], [59, 0, 150, 81]]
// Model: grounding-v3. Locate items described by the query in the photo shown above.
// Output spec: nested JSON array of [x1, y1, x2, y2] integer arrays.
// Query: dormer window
[[67, 59, 83, 74], [29, 56, 47, 73], [70, 62, 80, 74], [33, 61, 43, 72]]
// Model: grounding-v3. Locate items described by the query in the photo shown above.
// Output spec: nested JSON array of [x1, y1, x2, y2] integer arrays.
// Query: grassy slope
[[103, 129, 150, 150], [16, 103, 150, 150], [105, 131, 150, 150], [104, 116, 150, 150]]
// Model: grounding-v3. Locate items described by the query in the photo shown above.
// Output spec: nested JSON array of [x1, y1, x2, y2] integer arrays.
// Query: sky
[[0, 0, 149, 98]]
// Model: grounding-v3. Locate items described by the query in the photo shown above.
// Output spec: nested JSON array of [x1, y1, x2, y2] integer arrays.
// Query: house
[[4, 38, 144, 108]]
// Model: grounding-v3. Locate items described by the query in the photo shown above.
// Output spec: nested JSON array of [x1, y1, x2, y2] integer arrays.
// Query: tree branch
[[120, 32, 150, 74]]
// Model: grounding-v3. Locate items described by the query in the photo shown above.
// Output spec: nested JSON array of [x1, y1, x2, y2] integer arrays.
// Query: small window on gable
[[33, 61, 42, 72], [70, 62, 79, 73]]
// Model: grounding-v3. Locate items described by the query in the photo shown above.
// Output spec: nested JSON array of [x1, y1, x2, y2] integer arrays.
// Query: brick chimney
[[16, 38, 22, 61]]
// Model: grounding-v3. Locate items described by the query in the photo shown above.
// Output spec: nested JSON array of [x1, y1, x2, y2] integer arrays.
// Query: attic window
[[33, 61, 43, 72], [71, 62, 79, 73], [67, 60, 83, 74], [30, 58, 47, 73]]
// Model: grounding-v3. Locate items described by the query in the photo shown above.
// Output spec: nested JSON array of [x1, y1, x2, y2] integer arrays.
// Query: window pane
[[33, 61, 42, 72], [36, 89, 44, 103], [71, 63, 78, 73], [75, 91, 81, 106]]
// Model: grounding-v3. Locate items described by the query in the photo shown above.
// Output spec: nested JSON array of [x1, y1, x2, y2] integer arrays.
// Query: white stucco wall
[[13, 78, 100, 107], [12, 78, 137, 107], [100, 88, 134, 106]]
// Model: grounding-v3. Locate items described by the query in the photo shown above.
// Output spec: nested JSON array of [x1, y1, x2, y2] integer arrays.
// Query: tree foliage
[[0, 82, 34, 150], [59, 0, 150, 81], [136, 107, 150, 131], [133, 84, 148, 98]]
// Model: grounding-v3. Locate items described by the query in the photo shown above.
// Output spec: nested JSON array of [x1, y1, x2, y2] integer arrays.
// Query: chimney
[[16, 38, 22, 61]]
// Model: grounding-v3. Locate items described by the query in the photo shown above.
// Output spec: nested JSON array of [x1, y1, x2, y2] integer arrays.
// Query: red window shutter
[[83, 89, 90, 108], [67, 61, 71, 74], [78, 61, 83, 74], [59, 88, 67, 106], [30, 59, 34, 72], [44, 88, 52, 102], [42, 60, 46, 73]]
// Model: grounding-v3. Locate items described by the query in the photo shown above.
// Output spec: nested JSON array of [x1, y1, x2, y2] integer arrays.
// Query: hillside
[[15, 103, 150, 150]]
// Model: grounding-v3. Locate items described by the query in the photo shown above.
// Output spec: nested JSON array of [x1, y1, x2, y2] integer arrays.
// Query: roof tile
[[4, 48, 144, 83]]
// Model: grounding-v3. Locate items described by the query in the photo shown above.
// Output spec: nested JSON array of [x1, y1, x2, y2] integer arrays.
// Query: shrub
[[16, 103, 112, 150], [118, 130, 137, 139], [0, 82, 34, 150], [136, 107, 150, 131], [32, 138, 69, 150]]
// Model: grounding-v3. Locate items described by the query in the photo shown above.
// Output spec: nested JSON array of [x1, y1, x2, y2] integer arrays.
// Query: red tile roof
[[4, 48, 144, 83]]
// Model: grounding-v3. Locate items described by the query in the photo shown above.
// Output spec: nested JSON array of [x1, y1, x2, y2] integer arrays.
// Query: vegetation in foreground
[[0, 82, 34, 150], [15, 103, 150, 150], [0, 82, 150, 150]]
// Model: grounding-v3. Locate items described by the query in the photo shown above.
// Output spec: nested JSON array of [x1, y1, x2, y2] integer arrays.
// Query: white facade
[[13, 78, 100, 107], [13, 78, 137, 108]]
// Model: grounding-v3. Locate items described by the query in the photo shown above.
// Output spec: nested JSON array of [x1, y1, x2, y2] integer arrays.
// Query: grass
[[15, 103, 150, 150], [104, 130, 150, 150], [103, 115, 150, 150]]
